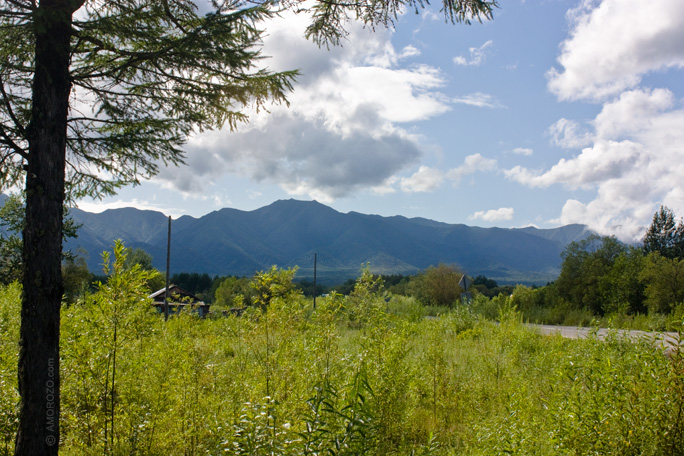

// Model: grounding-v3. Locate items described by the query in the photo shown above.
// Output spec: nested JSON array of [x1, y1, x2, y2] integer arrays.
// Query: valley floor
[[1, 281, 683, 455]]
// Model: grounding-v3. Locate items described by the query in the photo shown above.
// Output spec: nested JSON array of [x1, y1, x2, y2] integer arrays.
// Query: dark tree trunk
[[15, 1, 80, 454]]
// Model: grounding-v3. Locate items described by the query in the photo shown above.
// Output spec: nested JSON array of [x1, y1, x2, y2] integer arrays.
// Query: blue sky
[[77, 0, 684, 242]]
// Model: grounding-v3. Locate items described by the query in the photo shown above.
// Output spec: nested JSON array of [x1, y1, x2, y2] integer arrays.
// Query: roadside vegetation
[[477, 206, 684, 331]]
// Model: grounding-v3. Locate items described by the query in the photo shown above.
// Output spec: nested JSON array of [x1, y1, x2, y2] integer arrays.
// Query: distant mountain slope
[[62, 199, 592, 285]]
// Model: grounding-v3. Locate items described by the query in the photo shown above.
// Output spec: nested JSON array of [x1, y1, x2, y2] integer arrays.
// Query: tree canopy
[[0, 193, 80, 285], [642, 205, 684, 260], [1, 0, 299, 199], [554, 235, 640, 316], [410, 263, 463, 307]]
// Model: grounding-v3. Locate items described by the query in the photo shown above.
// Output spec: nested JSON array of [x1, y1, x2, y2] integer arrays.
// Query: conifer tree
[[643, 206, 684, 259]]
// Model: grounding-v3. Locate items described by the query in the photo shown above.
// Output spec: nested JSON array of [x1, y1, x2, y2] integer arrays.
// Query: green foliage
[[170, 272, 218, 302], [473, 275, 498, 289], [546, 332, 684, 455], [297, 278, 335, 298], [119, 247, 169, 293], [0, 283, 20, 456], [0, 194, 23, 234], [301, 372, 378, 456], [61, 240, 159, 454], [343, 266, 387, 328], [0, 234, 21, 286], [508, 284, 538, 314], [471, 292, 509, 321], [0, 194, 25, 284], [385, 294, 427, 322], [381, 274, 412, 296], [251, 265, 301, 309], [224, 398, 294, 455], [215, 276, 253, 309], [61, 256, 92, 305], [600, 248, 646, 315], [640, 252, 684, 314], [472, 275, 515, 298], [305, 0, 498, 48], [555, 235, 627, 316], [410, 263, 463, 308], [0, 193, 83, 285], [123, 248, 154, 271], [517, 234, 672, 327], [222, 372, 380, 455], [643, 205, 684, 259]]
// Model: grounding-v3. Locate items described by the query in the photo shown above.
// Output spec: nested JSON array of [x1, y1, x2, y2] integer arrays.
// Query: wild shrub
[[385, 294, 426, 322], [60, 240, 160, 454], [547, 332, 675, 454], [0, 283, 20, 456], [343, 266, 386, 329], [222, 398, 294, 455], [470, 293, 499, 320], [298, 372, 378, 456], [409, 263, 463, 308]]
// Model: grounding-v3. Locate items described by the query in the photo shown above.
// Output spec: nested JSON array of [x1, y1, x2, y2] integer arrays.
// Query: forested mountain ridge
[[52, 199, 591, 285]]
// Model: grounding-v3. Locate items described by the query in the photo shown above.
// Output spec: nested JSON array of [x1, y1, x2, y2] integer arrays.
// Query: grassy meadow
[[1, 246, 683, 455]]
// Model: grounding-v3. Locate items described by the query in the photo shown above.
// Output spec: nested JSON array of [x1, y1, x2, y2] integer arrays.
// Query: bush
[[410, 263, 463, 308], [0, 283, 20, 455]]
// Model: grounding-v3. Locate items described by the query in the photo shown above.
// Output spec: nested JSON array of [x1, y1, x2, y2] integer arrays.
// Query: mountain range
[[54, 199, 591, 285]]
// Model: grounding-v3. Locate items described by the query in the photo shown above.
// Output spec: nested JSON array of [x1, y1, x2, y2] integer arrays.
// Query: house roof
[[149, 284, 205, 305]]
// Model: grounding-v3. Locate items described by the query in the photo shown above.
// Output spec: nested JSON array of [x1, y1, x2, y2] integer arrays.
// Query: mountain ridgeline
[[61, 199, 591, 285]]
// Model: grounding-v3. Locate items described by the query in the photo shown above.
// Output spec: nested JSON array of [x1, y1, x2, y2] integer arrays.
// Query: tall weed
[[0, 283, 19, 456]]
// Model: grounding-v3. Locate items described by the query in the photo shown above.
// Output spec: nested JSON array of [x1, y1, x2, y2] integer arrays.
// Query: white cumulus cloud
[[548, 118, 594, 149], [76, 198, 187, 218], [505, 140, 645, 190], [151, 11, 455, 202], [520, 0, 684, 240], [470, 207, 514, 222], [593, 88, 675, 139], [400, 166, 444, 193], [448, 153, 498, 184], [398, 153, 498, 194], [511, 91, 684, 240], [547, 0, 684, 101]]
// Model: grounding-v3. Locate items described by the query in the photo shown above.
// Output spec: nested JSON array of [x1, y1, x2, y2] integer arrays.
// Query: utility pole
[[313, 253, 317, 309], [164, 216, 171, 320]]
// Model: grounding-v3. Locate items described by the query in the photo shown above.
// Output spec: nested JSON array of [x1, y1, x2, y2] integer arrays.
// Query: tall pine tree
[[643, 206, 684, 259]]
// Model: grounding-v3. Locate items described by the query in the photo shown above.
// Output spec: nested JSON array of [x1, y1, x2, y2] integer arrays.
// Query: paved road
[[532, 324, 681, 354]]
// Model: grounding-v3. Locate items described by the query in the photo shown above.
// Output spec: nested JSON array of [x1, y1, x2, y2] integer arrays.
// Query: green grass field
[[1, 268, 683, 455]]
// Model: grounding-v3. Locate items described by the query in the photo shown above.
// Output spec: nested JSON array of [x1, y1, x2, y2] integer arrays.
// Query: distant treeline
[[499, 206, 684, 328], [175, 262, 515, 312]]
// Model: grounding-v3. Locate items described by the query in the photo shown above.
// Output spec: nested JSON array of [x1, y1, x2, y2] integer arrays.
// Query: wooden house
[[149, 285, 211, 318]]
